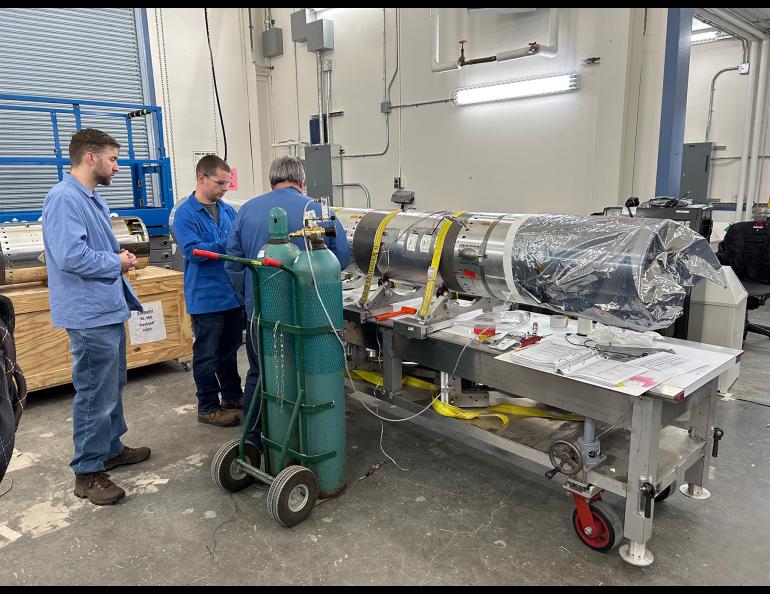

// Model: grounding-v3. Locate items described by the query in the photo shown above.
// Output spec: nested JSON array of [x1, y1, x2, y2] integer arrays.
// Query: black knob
[[544, 468, 559, 480], [712, 427, 724, 457], [641, 482, 656, 518]]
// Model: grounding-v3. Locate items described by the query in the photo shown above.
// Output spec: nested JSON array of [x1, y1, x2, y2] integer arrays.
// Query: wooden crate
[[0, 265, 193, 392]]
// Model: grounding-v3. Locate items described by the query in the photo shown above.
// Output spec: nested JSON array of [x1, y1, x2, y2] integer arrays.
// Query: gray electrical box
[[680, 142, 713, 203], [305, 144, 342, 206], [291, 9, 314, 43], [262, 27, 283, 58], [307, 19, 334, 52]]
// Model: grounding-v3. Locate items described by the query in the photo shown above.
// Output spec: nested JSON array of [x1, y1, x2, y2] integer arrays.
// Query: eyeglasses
[[204, 173, 231, 188]]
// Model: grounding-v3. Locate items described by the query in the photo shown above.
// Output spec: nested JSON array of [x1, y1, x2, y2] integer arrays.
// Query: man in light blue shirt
[[226, 156, 351, 447], [42, 128, 150, 506], [172, 155, 243, 427]]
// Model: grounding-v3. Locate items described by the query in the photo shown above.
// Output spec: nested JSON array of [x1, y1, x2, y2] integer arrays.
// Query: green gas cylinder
[[292, 234, 346, 497], [256, 207, 300, 475]]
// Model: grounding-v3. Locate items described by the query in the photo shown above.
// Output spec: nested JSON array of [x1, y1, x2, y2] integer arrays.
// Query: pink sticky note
[[630, 375, 657, 388], [228, 168, 238, 191]]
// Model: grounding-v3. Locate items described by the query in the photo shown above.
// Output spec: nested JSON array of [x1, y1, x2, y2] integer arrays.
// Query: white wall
[[261, 8, 661, 215], [685, 38, 757, 204], [145, 8, 264, 206]]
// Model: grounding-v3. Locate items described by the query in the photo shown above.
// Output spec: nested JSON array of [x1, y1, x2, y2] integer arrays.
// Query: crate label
[[128, 300, 167, 345]]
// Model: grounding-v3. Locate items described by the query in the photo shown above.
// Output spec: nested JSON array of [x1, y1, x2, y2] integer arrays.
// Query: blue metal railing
[[0, 93, 174, 234]]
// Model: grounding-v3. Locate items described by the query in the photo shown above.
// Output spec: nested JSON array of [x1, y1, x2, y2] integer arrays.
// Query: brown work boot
[[197, 408, 240, 427], [222, 398, 243, 410], [74, 472, 125, 506], [104, 446, 151, 471]]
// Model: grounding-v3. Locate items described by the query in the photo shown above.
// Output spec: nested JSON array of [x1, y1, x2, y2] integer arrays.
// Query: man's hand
[[119, 249, 137, 272]]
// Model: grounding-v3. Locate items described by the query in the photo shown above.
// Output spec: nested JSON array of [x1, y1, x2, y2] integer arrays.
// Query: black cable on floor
[[204, 8, 228, 162]]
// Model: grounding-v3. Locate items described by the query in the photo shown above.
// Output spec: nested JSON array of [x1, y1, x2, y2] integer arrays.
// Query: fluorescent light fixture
[[690, 29, 732, 45], [450, 73, 578, 107], [691, 30, 720, 43]]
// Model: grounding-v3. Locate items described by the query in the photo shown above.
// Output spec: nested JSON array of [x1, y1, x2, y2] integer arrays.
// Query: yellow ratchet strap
[[350, 369, 437, 392], [358, 209, 402, 307], [350, 369, 583, 425], [431, 400, 510, 425], [417, 211, 466, 319]]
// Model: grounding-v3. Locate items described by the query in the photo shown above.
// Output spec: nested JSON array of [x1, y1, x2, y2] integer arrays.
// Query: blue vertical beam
[[50, 113, 64, 180], [656, 8, 693, 198], [138, 9, 158, 107]]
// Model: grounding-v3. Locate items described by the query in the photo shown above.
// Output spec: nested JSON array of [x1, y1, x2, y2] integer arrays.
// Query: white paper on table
[[632, 352, 705, 380], [561, 358, 648, 387], [495, 336, 594, 371]]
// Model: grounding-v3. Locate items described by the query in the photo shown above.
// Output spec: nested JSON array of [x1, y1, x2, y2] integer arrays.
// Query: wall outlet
[[393, 176, 403, 189]]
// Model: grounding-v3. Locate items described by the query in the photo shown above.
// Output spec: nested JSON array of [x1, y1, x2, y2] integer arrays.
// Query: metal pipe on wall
[[431, 8, 560, 73], [736, 40, 759, 222], [701, 9, 769, 222], [705, 67, 739, 142], [745, 38, 769, 220]]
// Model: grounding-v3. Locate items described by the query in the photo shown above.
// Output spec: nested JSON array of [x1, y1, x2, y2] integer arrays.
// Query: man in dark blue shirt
[[172, 156, 243, 427], [226, 156, 351, 447], [43, 128, 149, 506]]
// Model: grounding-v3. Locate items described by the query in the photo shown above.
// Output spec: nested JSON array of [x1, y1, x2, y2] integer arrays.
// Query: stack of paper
[[494, 336, 595, 372], [562, 359, 648, 387]]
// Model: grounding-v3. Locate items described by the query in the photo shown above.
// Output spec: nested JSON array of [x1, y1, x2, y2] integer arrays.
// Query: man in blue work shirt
[[173, 155, 243, 427], [42, 128, 150, 506], [225, 156, 351, 447]]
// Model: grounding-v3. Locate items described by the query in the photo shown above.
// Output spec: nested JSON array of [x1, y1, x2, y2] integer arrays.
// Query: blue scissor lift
[[0, 94, 174, 245]]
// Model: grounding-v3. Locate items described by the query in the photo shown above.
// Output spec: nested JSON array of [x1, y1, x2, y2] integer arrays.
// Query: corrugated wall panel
[[0, 8, 155, 213]]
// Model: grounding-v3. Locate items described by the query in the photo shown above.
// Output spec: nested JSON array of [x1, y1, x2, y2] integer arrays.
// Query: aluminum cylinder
[[0, 216, 150, 285], [335, 208, 723, 331]]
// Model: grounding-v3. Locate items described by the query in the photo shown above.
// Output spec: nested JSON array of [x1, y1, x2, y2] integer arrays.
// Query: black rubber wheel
[[654, 482, 675, 503], [572, 500, 623, 552], [211, 439, 261, 492], [267, 465, 319, 527]]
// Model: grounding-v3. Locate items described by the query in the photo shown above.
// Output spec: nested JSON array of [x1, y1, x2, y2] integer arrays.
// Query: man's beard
[[95, 173, 113, 186]]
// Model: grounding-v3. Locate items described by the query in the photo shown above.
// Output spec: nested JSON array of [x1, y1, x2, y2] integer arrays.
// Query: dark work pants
[[190, 307, 244, 414], [242, 328, 262, 446]]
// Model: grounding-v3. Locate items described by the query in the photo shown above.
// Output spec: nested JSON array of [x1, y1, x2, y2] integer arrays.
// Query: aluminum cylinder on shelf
[[0, 216, 150, 285], [334, 208, 724, 331]]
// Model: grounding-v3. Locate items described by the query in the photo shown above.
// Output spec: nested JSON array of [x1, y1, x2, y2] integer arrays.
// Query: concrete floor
[[1, 310, 769, 585]]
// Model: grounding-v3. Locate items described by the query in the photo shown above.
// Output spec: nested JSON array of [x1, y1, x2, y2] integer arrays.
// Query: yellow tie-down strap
[[350, 369, 583, 426], [358, 209, 402, 307], [417, 211, 466, 319]]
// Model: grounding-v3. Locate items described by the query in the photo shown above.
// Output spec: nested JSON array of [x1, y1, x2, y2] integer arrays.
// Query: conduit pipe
[[702, 9, 769, 221]]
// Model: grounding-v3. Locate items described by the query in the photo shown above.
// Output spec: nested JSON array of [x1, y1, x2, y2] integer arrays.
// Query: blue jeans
[[67, 324, 128, 475], [190, 307, 244, 414], [243, 328, 262, 446]]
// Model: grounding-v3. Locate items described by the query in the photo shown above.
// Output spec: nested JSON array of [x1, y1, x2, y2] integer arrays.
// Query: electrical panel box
[[305, 144, 342, 206], [307, 19, 334, 52], [291, 9, 314, 43], [262, 27, 283, 58], [680, 142, 713, 204]]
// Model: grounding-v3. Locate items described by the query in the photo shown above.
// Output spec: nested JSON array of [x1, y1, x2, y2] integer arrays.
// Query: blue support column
[[655, 8, 693, 198]]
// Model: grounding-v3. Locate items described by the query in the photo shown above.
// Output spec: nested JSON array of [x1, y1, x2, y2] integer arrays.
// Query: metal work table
[[343, 303, 741, 566]]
